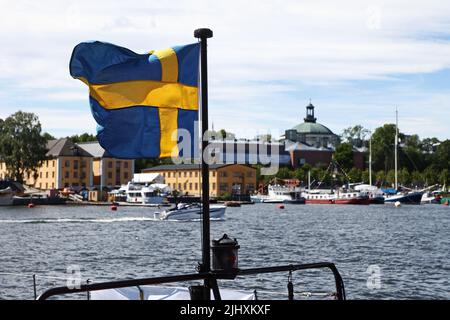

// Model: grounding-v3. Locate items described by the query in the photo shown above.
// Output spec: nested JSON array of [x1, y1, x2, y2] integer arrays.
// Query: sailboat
[[384, 108, 423, 205], [352, 135, 385, 204]]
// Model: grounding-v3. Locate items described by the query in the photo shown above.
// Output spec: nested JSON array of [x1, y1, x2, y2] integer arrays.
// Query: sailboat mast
[[194, 28, 213, 295], [395, 107, 398, 190], [369, 135, 372, 186]]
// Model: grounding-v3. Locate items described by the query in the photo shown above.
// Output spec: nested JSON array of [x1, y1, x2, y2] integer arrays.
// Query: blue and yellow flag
[[70, 41, 200, 158]]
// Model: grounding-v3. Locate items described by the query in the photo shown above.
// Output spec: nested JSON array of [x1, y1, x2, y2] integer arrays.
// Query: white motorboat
[[125, 182, 169, 205], [251, 185, 300, 203], [155, 203, 226, 221]]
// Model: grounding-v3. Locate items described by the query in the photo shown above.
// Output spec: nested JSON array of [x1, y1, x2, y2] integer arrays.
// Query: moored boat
[[302, 189, 370, 205]]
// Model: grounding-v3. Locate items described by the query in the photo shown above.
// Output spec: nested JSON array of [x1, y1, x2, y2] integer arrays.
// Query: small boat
[[155, 203, 226, 221], [302, 189, 370, 205], [125, 182, 169, 205], [384, 191, 423, 205], [353, 184, 385, 204], [0, 181, 25, 206], [251, 185, 301, 203]]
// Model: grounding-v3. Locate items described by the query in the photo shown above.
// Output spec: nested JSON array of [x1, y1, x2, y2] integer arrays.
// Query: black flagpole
[[194, 27, 213, 299]]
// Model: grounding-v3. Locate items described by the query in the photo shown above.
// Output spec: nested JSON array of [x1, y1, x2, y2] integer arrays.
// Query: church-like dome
[[292, 122, 334, 135], [292, 102, 334, 135]]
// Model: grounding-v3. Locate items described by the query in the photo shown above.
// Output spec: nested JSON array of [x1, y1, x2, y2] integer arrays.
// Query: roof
[[76, 141, 110, 158], [292, 122, 334, 135], [46, 139, 93, 157], [142, 163, 256, 172]]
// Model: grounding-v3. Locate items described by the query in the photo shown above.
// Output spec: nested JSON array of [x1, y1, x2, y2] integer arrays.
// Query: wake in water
[[0, 217, 160, 224]]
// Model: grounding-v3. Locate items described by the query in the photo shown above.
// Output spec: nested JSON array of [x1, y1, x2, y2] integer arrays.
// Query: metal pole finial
[[194, 28, 213, 39]]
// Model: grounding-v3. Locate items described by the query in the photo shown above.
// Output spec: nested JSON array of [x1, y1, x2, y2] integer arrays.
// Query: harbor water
[[0, 203, 449, 300]]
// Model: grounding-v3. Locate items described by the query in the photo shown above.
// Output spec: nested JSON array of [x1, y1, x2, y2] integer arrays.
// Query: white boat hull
[[90, 285, 255, 300], [156, 205, 226, 221]]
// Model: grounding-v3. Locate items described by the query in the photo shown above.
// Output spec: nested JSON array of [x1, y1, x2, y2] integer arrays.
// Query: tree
[[0, 111, 47, 183], [371, 124, 404, 172], [275, 167, 293, 179], [433, 140, 450, 171], [69, 133, 97, 143], [340, 125, 370, 147], [334, 143, 354, 171], [348, 168, 362, 183], [42, 132, 55, 141]]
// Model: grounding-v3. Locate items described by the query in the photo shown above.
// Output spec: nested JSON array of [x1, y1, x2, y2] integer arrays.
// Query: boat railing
[[36, 262, 345, 300]]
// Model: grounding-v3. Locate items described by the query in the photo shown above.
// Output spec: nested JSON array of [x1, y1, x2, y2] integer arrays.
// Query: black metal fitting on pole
[[194, 27, 213, 299]]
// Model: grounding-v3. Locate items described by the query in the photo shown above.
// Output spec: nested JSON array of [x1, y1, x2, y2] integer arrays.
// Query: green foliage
[[348, 168, 362, 182], [216, 192, 232, 201], [275, 167, 293, 179], [334, 142, 354, 171], [341, 125, 370, 147], [0, 111, 47, 182], [68, 133, 97, 143]]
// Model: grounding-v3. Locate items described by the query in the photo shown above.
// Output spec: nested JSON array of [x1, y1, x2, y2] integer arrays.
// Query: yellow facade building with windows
[[0, 139, 134, 190], [141, 164, 257, 197]]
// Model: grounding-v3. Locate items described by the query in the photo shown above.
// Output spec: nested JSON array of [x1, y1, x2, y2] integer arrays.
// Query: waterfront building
[[76, 141, 134, 189], [141, 164, 257, 197], [283, 103, 365, 169], [0, 139, 134, 190]]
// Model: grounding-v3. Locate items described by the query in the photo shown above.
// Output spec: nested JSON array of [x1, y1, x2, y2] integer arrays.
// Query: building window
[[39, 183, 42, 189], [183, 183, 187, 190], [167, 172, 171, 178], [212, 171, 216, 177], [39, 172, 42, 178], [108, 161, 113, 168], [52, 172, 55, 178], [178, 183, 181, 190], [195, 183, 198, 190], [189, 183, 192, 190], [65, 160, 70, 167], [108, 172, 112, 179], [189, 172, 192, 178], [65, 171, 69, 178], [73, 171, 78, 178], [80, 171, 86, 179], [116, 161, 121, 169], [46, 160, 49, 167], [45, 183, 48, 189], [52, 183, 54, 189], [179, 172, 182, 177], [46, 172, 48, 178], [81, 160, 86, 168], [233, 172, 243, 177], [219, 183, 228, 191], [184, 172, 187, 177], [212, 183, 216, 190], [124, 172, 129, 180], [195, 172, 198, 177], [53, 160, 56, 167], [124, 162, 128, 169], [246, 171, 253, 177], [219, 171, 227, 177], [73, 160, 78, 169]]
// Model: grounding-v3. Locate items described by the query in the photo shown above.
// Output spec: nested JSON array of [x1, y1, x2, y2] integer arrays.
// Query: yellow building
[[76, 141, 134, 188], [0, 139, 134, 190], [142, 164, 257, 197]]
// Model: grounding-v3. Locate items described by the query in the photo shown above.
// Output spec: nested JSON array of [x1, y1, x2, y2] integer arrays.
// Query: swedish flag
[[70, 41, 200, 159]]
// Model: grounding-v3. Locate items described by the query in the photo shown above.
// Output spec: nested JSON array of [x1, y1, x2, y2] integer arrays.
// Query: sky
[[0, 0, 449, 140]]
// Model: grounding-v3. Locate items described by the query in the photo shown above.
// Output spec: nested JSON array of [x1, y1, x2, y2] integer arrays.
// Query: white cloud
[[0, 0, 449, 139]]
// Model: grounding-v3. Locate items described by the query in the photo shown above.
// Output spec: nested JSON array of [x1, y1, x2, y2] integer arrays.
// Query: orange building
[[142, 164, 256, 197]]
